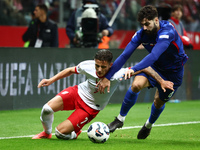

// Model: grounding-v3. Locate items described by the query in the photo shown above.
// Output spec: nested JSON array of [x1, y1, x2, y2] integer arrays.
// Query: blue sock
[[120, 86, 140, 116], [149, 103, 165, 124]]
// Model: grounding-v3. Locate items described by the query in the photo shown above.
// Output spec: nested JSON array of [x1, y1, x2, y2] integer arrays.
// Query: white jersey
[[75, 60, 128, 110]]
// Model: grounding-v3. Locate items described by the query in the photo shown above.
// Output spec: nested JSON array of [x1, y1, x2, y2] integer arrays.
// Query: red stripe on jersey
[[171, 41, 179, 53], [75, 66, 79, 74]]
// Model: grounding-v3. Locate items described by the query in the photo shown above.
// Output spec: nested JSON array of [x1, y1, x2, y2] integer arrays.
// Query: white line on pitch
[[0, 121, 200, 140]]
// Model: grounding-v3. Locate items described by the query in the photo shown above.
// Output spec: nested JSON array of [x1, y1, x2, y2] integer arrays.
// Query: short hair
[[171, 4, 183, 12], [94, 49, 113, 63], [37, 4, 48, 14], [137, 5, 158, 22], [82, 0, 97, 5]]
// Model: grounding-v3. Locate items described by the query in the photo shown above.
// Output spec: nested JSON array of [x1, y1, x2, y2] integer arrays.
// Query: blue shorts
[[136, 66, 184, 102]]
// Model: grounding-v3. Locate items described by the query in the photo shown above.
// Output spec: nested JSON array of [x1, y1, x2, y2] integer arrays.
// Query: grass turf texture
[[0, 100, 200, 150]]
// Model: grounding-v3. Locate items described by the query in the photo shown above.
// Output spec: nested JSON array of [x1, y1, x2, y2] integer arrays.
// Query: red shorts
[[57, 85, 100, 133]]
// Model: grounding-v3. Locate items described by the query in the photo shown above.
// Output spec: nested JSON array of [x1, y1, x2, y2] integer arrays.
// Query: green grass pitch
[[0, 100, 200, 150]]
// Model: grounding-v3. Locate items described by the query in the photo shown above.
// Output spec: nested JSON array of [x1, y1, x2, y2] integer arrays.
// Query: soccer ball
[[87, 122, 110, 143]]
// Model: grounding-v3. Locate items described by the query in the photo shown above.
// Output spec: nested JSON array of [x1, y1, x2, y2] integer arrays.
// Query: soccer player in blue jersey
[[97, 5, 188, 139]]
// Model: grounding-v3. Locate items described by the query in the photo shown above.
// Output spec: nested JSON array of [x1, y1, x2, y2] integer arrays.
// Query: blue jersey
[[106, 20, 188, 80]]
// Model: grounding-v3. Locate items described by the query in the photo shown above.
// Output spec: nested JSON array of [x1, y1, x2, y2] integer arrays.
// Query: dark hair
[[82, 0, 97, 5], [94, 49, 113, 63], [37, 4, 48, 14], [171, 4, 183, 13], [137, 5, 158, 22]]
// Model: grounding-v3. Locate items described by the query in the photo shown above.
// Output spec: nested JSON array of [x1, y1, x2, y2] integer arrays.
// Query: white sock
[[145, 119, 153, 129], [71, 131, 77, 139], [40, 104, 54, 134], [117, 114, 126, 122], [55, 128, 77, 140]]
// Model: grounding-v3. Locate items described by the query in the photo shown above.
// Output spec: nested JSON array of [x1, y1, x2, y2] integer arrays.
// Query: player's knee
[[55, 128, 73, 140], [131, 82, 142, 92], [153, 98, 165, 109], [42, 104, 54, 115]]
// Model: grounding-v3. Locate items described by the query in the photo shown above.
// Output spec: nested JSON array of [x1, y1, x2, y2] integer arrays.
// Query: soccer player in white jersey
[[32, 49, 173, 140]]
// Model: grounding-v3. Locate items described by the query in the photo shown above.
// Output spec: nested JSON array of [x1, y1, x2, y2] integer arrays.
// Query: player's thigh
[[131, 75, 151, 91], [47, 95, 64, 112], [68, 109, 93, 133]]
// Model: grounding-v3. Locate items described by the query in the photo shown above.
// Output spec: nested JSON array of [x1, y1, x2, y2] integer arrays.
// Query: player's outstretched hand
[[120, 69, 135, 81], [38, 79, 52, 88], [161, 80, 174, 92], [96, 77, 110, 94]]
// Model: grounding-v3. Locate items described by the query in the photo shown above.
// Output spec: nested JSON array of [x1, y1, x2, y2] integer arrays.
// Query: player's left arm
[[121, 67, 174, 92], [142, 67, 174, 92]]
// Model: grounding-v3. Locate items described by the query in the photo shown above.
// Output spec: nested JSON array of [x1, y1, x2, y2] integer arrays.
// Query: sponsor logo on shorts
[[164, 91, 174, 101], [61, 91, 69, 95]]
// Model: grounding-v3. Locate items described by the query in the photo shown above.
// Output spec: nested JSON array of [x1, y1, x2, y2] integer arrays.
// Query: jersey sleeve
[[75, 60, 94, 74], [131, 29, 175, 72], [111, 68, 129, 80], [105, 31, 142, 80]]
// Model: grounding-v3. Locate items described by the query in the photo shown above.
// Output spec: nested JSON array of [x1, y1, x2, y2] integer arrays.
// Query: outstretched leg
[[32, 96, 64, 139], [137, 89, 166, 139], [108, 76, 150, 132]]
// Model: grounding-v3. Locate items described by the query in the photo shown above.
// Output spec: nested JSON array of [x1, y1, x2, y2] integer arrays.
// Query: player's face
[[34, 7, 42, 18], [141, 18, 159, 36], [95, 59, 111, 77]]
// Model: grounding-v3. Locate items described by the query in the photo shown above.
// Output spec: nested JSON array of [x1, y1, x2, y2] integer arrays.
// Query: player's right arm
[[38, 66, 76, 88], [105, 41, 139, 80]]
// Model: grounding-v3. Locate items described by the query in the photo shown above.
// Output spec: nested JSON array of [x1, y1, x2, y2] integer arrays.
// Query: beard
[[144, 23, 158, 36]]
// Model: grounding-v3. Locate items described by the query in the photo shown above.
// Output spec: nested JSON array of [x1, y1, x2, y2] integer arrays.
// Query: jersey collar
[[170, 17, 180, 25]]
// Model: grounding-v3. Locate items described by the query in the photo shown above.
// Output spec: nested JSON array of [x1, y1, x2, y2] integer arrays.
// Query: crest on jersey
[[159, 35, 169, 39]]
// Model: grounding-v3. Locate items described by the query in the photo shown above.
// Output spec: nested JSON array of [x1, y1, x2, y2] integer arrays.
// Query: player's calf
[[55, 128, 81, 140]]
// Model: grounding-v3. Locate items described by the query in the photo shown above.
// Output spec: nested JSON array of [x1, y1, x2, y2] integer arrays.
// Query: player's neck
[[39, 15, 47, 23]]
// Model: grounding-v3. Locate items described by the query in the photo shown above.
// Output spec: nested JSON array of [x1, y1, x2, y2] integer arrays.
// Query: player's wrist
[[159, 79, 165, 85]]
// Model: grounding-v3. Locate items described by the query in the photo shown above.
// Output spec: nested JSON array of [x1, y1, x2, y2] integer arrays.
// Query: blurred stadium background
[[0, 0, 200, 49]]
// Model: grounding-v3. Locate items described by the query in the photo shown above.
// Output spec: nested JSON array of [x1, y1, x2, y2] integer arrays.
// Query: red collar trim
[[170, 17, 179, 25]]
